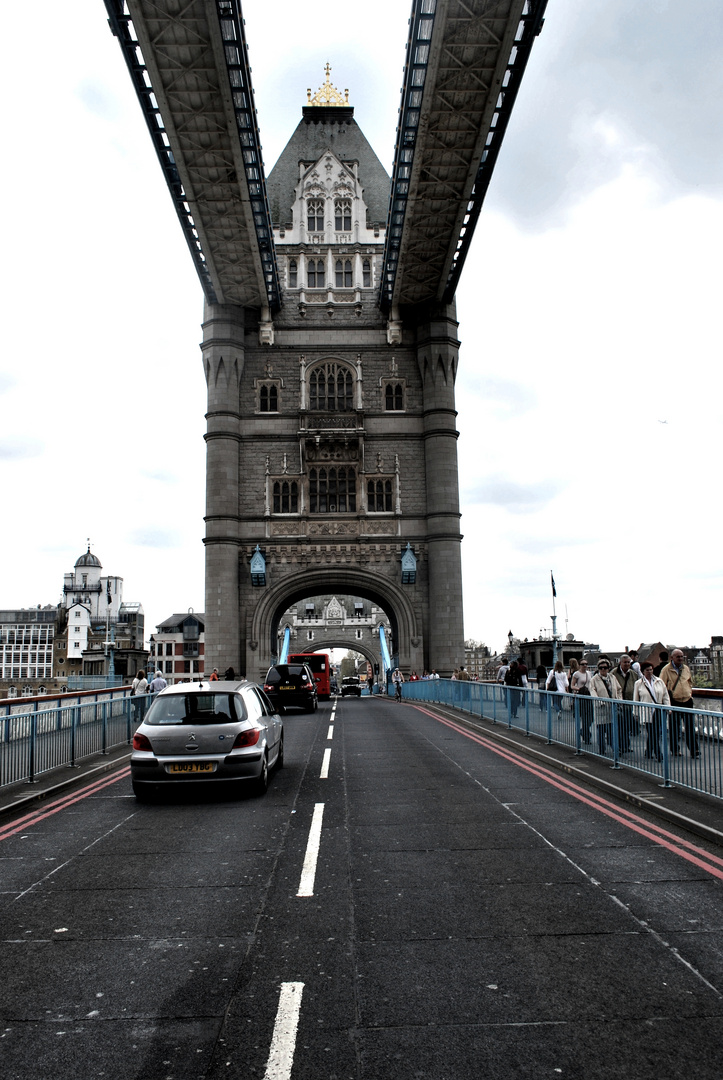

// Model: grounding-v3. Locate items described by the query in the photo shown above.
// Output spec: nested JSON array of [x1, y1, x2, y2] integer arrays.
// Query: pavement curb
[[0, 750, 132, 819]]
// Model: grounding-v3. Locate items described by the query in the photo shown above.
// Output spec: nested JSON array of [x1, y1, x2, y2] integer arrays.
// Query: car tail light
[[232, 725, 262, 749], [263, 683, 273, 692], [133, 731, 153, 752]]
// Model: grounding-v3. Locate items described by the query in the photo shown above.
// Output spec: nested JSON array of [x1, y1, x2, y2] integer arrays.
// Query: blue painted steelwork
[[378, 625, 392, 674], [0, 691, 148, 788], [214, 0, 281, 312], [279, 626, 291, 664], [379, 0, 437, 311], [402, 680, 723, 802], [103, 1, 219, 304], [441, 0, 549, 303], [380, 0, 549, 311]]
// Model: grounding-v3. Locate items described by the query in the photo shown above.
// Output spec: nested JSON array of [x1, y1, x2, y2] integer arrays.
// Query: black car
[[341, 676, 362, 697], [263, 663, 318, 713]]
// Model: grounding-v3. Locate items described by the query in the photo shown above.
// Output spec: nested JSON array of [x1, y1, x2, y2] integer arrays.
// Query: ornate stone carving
[[308, 521, 360, 536], [363, 521, 396, 535], [271, 522, 301, 536]]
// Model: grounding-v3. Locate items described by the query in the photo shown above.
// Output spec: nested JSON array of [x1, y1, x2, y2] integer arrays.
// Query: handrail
[[401, 680, 723, 800]]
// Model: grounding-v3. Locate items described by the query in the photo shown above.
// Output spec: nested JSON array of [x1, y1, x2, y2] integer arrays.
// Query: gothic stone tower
[[203, 71, 464, 680]]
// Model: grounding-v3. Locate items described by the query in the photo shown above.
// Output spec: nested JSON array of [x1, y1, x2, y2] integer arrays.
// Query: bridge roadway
[[2, 695, 723, 1079]]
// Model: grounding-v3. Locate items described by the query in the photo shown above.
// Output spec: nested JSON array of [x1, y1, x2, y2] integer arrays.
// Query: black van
[[263, 663, 318, 713]]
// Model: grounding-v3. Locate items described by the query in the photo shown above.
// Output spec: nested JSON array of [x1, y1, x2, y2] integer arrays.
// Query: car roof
[[156, 680, 252, 695]]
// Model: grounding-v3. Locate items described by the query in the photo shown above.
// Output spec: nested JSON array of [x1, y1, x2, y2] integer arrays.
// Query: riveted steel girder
[[106, 0, 280, 310], [381, 0, 547, 312]]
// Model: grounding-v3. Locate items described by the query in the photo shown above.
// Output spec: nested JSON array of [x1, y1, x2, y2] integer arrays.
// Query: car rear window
[[144, 693, 241, 725], [266, 665, 308, 682]]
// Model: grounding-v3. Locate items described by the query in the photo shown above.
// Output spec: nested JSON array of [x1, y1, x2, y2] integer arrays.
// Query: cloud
[[75, 79, 119, 120], [460, 376, 537, 418], [0, 438, 44, 460], [0, 373, 16, 394], [141, 469, 179, 484], [465, 476, 563, 514], [489, 0, 723, 227], [128, 528, 182, 549]]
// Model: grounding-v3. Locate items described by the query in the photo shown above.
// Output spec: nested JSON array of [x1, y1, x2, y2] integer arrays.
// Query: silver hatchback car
[[130, 680, 283, 800]]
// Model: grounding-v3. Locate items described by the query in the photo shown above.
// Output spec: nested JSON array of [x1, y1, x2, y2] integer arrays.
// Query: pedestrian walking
[[545, 661, 568, 714], [391, 667, 404, 702], [504, 659, 524, 718], [590, 658, 621, 755], [612, 654, 639, 753], [660, 649, 699, 757], [571, 659, 593, 743], [150, 670, 167, 694], [633, 662, 670, 761]]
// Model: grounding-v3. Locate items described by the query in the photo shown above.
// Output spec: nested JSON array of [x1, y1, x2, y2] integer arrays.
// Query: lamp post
[[508, 630, 514, 661]]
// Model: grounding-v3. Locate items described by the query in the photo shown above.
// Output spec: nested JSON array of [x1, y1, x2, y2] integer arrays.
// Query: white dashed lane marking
[[262, 981, 305, 1080], [297, 803, 324, 897]]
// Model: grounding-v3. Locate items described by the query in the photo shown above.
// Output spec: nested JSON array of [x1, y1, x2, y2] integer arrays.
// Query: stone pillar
[[416, 303, 464, 676], [202, 302, 244, 676]]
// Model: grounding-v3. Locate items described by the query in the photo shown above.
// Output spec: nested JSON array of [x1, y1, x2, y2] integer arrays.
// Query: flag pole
[[550, 572, 559, 666]]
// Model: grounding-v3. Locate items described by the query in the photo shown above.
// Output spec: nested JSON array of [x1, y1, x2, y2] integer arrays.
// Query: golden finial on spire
[[306, 64, 349, 107]]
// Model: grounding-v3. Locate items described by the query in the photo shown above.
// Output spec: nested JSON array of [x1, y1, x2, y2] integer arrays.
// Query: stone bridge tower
[[203, 70, 463, 680], [106, 2, 546, 683]]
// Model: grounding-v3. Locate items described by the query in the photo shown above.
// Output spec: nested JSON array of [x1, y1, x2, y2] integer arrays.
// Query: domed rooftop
[[75, 545, 102, 569]]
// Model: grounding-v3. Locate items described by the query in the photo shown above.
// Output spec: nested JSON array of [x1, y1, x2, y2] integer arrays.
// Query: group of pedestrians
[[498, 650, 699, 760]]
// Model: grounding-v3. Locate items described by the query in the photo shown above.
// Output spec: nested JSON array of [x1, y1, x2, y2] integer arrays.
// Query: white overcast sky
[[1, 0, 721, 655]]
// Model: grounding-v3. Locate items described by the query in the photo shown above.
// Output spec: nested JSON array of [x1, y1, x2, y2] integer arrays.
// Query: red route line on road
[[413, 704, 723, 882], [0, 768, 130, 844]]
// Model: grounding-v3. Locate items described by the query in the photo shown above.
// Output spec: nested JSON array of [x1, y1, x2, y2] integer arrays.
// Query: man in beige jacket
[[660, 649, 699, 757]]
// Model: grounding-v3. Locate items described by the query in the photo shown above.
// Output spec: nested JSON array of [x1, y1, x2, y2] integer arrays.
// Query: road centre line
[[262, 982, 305, 1080], [0, 768, 131, 844], [327, 725, 334, 739], [320, 748, 331, 778], [297, 803, 324, 897], [413, 705, 723, 881]]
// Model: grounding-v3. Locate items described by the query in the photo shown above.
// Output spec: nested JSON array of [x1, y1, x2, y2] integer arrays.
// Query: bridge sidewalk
[[406, 697, 723, 848]]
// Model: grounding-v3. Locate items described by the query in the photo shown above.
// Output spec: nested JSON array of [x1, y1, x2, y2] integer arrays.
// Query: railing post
[[524, 688, 530, 737], [27, 710, 37, 784], [70, 705, 78, 768], [101, 701, 108, 756], [546, 692, 552, 744], [660, 705, 673, 788], [574, 695, 582, 754], [610, 701, 621, 769]]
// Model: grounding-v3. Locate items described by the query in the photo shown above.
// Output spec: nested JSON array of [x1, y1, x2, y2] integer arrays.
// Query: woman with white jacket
[[633, 660, 670, 761], [589, 658, 621, 755]]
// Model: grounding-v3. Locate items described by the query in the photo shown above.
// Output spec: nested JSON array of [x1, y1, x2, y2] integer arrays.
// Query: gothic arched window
[[334, 199, 351, 231], [335, 259, 352, 288], [385, 383, 404, 411], [307, 259, 325, 288], [367, 478, 393, 513], [309, 362, 354, 411], [307, 199, 324, 232], [288, 259, 297, 288], [273, 480, 298, 514], [259, 384, 278, 412], [309, 467, 357, 513], [363, 259, 371, 287]]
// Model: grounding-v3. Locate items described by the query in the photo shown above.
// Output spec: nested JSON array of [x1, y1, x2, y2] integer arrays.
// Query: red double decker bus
[[288, 652, 331, 700]]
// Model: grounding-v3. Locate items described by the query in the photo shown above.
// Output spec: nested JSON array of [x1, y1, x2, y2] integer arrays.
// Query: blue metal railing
[[400, 680, 723, 800], [0, 691, 155, 790]]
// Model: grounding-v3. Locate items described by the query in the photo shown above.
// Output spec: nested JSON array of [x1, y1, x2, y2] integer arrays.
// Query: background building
[[150, 612, 205, 683]]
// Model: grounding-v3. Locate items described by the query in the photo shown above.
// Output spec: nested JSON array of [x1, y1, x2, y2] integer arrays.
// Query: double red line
[[414, 706, 723, 882], [0, 767, 130, 844]]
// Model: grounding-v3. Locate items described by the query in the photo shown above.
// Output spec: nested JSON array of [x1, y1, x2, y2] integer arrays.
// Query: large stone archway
[[245, 566, 421, 683]]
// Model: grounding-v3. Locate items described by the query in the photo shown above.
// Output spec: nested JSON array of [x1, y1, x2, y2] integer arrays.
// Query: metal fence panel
[[402, 680, 723, 800]]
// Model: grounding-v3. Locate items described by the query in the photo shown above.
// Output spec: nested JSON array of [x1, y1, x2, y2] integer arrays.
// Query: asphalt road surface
[[2, 695, 723, 1079]]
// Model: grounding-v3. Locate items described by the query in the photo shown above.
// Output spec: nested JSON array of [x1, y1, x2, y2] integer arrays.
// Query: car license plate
[[280, 685, 294, 690], [168, 762, 216, 774]]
